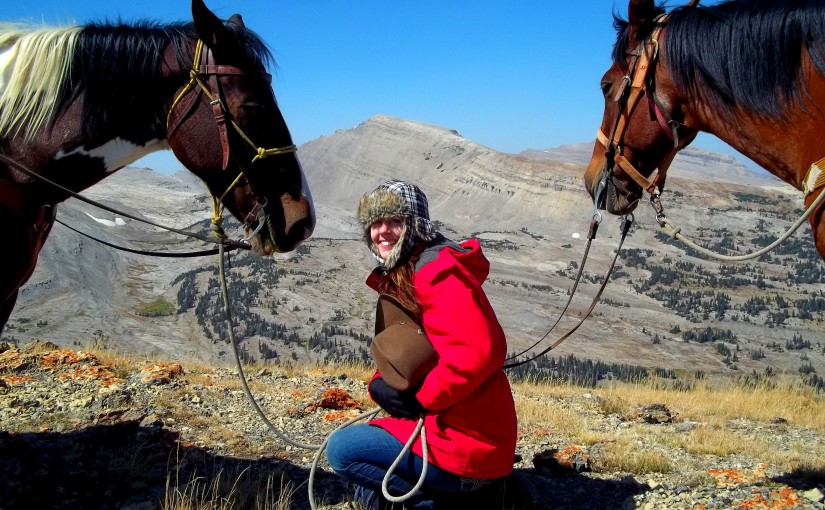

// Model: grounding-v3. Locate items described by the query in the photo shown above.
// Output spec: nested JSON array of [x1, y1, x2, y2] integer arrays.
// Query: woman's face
[[370, 217, 404, 260]]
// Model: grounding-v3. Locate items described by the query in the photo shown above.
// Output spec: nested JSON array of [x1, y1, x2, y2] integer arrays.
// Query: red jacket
[[366, 239, 517, 479]]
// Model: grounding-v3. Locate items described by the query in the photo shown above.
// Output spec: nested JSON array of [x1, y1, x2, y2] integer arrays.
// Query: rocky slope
[[1, 342, 823, 510]]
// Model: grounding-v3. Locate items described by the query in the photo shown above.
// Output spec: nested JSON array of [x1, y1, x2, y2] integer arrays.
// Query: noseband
[[166, 39, 297, 235], [596, 14, 681, 200]]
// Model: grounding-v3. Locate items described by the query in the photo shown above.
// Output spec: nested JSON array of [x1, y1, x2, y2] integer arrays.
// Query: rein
[[0, 153, 250, 253], [54, 217, 227, 258], [503, 211, 634, 370], [504, 170, 633, 369]]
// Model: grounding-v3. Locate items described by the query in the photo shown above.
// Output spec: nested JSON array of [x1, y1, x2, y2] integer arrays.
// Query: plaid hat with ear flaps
[[357, 180, 438, 269]]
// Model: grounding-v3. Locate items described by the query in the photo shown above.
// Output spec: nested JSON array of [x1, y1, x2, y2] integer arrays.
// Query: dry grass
[[511, 376, 825, 476], [163, 467, 296, 510]]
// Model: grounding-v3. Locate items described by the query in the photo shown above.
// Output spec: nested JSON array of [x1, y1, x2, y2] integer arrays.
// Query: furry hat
[[357, 180, 438, 269]]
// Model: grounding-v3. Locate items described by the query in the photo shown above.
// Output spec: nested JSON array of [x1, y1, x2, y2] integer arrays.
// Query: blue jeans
[[325, 423, 501, 510]]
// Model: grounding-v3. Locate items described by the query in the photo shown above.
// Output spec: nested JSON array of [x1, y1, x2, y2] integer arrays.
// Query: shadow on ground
[[0, 420, 346, 510], [0, 419, 660, 509]]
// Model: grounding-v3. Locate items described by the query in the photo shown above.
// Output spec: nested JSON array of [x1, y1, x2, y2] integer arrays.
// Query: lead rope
[[306, 412, 429, 510], [307, 408, 381, 510], [215, 220, 321, 450], [651, 184, 825, 262], [381, 416, 429, 503]]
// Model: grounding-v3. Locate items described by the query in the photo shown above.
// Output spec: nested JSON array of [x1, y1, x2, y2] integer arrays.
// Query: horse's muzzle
[[604, 174, 641, 215]]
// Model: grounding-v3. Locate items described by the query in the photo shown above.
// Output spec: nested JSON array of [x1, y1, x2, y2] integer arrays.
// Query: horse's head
[[167, 0, 314, 255], [584, 0, 698, 215]]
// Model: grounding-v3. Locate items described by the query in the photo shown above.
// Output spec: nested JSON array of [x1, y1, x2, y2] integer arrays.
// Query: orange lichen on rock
[[323, 409, 362, 422], [735, 486, 801, 509], [39, 350, 99, 369], [533, 444, 591, 474], [708, 464, 768, 487], [0, 349, 30, 372], [141, 363, 185, 384], [8, 349, 127, 386], [0, 375, 33, 386], [315, 388, 362, 410], [57, 364, 123, 386]]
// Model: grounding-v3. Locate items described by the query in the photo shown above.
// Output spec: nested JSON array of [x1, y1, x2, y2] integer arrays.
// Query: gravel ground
[[0, 342, 823, 510]]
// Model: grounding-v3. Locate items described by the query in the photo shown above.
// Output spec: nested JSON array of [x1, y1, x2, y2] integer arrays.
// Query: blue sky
[[3, 0, 745, 174]]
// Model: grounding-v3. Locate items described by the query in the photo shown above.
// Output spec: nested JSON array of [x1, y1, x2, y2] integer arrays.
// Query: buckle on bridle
[[242, 199, 268, 242]]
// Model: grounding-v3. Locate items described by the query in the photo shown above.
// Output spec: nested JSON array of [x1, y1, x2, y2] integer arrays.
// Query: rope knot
[[210, 215, 226, 239], [669, 226, 681, 239], [252, 147, 267, 163]]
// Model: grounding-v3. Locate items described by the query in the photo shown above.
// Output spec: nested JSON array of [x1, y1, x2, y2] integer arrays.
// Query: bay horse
[[0, 0, 315, 334], [584, 0, 825, 261]]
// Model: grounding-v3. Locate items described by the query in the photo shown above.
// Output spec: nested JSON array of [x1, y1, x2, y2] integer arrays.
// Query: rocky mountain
[[5, 115, 824, 385]]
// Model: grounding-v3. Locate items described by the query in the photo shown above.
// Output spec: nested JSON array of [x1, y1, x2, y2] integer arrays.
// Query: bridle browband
[[166, 39, 298, 238], [596, 14, 682, 200]]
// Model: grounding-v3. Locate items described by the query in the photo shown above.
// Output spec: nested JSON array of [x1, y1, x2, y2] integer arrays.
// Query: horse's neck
[[690, 110, 819, 190], [689, 72, 825, 191]]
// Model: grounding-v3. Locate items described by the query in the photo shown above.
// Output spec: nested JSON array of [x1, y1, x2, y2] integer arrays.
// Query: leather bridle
[[166, 39, 297, 236], [595, 14, 682, 202]]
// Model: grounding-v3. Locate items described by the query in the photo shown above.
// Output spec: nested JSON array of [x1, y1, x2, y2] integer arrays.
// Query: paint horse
[[0, 0, 315, 334], [584, 0, 825, 260]]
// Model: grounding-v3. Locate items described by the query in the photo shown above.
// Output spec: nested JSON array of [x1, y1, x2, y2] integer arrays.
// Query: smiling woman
[[370, 217, 405, 262], [325, 179, 519, 509]]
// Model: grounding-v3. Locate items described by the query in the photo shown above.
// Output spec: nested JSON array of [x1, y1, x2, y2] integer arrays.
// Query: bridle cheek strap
[[207, 71, 232, 170]]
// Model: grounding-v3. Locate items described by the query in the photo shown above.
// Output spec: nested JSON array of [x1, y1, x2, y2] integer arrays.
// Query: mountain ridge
[[5, 114, 823, 383]]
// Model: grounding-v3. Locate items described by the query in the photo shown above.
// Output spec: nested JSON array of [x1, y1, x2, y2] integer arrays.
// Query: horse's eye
[[239, 103, 268, 120], [241, 103, 265, 113], [600, 81, 612, 98]]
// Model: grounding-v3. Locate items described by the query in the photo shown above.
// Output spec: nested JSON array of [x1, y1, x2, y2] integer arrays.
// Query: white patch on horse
[[56, 138, 168, 173]]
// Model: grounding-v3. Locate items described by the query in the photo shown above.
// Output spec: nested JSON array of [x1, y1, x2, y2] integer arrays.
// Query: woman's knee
[[325, 427, 355, 472], [325, 424, 383, 472]]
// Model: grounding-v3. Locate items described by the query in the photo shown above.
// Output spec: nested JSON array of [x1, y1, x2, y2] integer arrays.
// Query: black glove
[[369, 377, 424, 419]]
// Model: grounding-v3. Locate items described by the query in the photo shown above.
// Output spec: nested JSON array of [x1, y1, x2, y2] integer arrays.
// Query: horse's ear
[[627, 0, 656, 45], [191, 0, 236, 51], [227, 14, 245, 28]]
